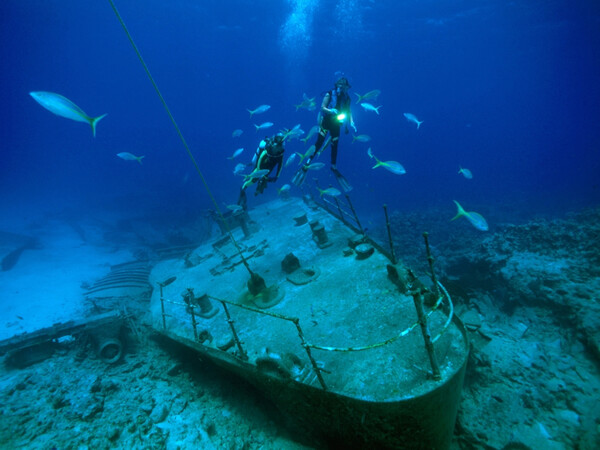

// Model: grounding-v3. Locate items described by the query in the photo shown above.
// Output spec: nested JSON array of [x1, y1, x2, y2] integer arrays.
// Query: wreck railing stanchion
[[423, 232, 440, 298], [220, 300, 248, 361], [292, 319, 328, 391], [344, 194, 364, 234], [333, 197, 344, 222], [408, 270, 442, 381], [158, 276, 177, 330], [160, 289, 167, 330], [383, 204, 397, 265], [189, 305, 198, 341]]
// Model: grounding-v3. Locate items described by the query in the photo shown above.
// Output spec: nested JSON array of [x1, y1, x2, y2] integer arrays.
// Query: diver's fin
[[292, 166, 309, 187], [331, 167, 353, 192]]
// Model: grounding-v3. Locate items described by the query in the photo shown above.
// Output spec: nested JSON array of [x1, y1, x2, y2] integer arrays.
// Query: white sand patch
[[0, 220, 133, 340]]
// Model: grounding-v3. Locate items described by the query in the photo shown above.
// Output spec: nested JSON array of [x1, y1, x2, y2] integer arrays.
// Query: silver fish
[[301, 125, 319, 143], [451, 200, 488, 231], [318, 187, 341, 197], [307, 162, 325, 170], [354, 89, 381, 104], [458, 167, 473, 179], [30, 91, 107, 137], [254, 122, 274, 131], [233, 163, 246, 175], [360, 103, 382, 115], [247, 104, 271, 116], [228, 148, 244, 160], [403, 113, 423, 129], [352, 134, 371, 143], [117, 152, 145, 164], [285, 153, 297, 167]]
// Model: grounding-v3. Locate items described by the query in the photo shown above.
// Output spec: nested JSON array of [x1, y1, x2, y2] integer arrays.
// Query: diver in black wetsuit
[[292, 75, 357, 191], [237, 133, 285, 210]]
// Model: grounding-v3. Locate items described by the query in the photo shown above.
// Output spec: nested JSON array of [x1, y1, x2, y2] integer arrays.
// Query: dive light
[[336, 113, 346, 122]]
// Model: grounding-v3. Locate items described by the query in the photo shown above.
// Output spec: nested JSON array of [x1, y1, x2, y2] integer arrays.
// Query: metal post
[[383, 204, 397, 264], [408, 271, 441, 380], [293, 319, 328, 390], [333, 197, 344, 222], [189, 305, 198, 341], [158, 276, 176, 330], [159, 285, 167, 330], [344, 194, 364, 233], [423, 232, 440, 298], [220, 301, 248, 360]]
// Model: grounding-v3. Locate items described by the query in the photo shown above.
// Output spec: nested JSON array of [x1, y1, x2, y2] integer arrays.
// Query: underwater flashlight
[[336, 113, 346, 122]]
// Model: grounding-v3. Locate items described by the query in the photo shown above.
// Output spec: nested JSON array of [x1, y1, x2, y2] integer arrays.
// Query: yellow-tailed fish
[[306, 162, 325, 170], [360, 103, 382, 115], [352, 134, 371, 143], [403, 113, 423, 129], [297, 145, 316, 165], [285, 153, 297, 167], [254, 122, 274, 132], [301, 125, 319, 143], [318, 187, 341, 197], [228, 148, 244, 160], [371, 153, 406, 175], [278, 184, 291, 194], [117, 152, 145, 164], [451, 200, 488, 231], [294, 93, 316, 111], [243, 168, 270, 180], [30, 91, 107, 137], [458, 167, 473, 179], [354, 89, 381, 104], [247, 104, 270, 116]]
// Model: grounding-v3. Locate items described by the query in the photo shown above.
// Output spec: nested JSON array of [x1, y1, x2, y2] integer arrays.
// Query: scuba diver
[[292, 75, 357, 192], [237, 133, 286, 210]]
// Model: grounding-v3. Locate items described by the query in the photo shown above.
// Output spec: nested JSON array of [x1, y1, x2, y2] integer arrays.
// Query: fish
[[352, 134, 372, 143], [226, 204, 243, 212], [254, 122, 274, 131], [285, 153, 297, 167], [318, 187, 341, 197], [371, 152, 406, 175], [301, 125, 319, 143], [360, 103, 382, 115], [306, 162, 325, 170], [458, 167, 473, 179], [243, 168, 270, 180], [228, 148, 244, 160], [247, 104, 271, 116], [297, 145, 316, 165], [117, 152, 145, 164], [295, 93, 316, 111], [278, 184, 291, 194], [282, 124, 304, 140], [451, 200, 488, 231], [232, 129, 243, 138], [29, 91, 107, 137], [403, 113, 423, 129], [354, 89, 381, 104], [233, 163, 246, 175], [367, 147, 374, 159]]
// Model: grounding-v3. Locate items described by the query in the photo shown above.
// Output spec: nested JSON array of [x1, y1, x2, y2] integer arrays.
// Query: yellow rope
[[107, 0, 253, 274]]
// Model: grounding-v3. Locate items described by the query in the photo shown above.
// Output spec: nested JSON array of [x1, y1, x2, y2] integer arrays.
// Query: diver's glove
[[351, 121, 357, 133], [330, 108, 338, 115]]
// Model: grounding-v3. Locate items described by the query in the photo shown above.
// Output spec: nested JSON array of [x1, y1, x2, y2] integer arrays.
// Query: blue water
[[2, 0, 599, 227]]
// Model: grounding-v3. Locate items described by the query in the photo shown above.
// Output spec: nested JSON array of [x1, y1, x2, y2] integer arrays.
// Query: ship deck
[[149, 196, 467, 402]]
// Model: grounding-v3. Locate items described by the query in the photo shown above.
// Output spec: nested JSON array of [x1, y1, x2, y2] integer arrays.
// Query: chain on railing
[[158, 280, 455, 388]]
